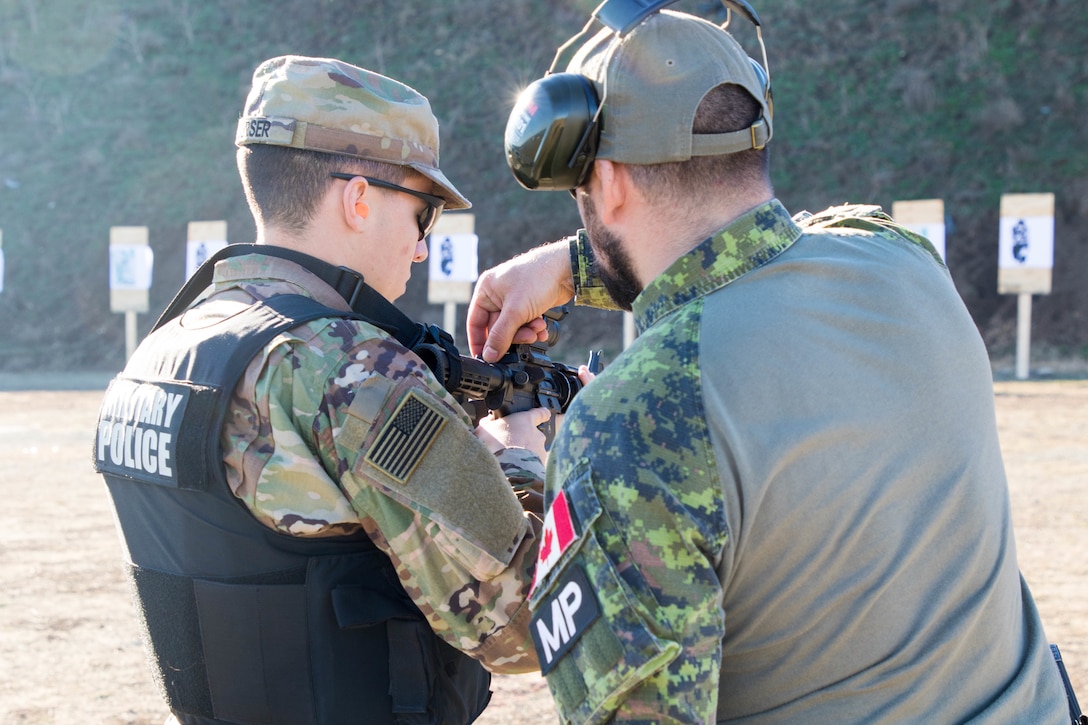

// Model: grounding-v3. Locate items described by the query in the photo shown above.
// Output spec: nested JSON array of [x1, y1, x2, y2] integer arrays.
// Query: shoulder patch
[[530, 565, 600, 674], [531, 489, 579, 594], [364, 389, 446, 483]]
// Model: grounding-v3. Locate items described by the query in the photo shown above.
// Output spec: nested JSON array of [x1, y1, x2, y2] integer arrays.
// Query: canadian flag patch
[[531, 489, 579, 595]]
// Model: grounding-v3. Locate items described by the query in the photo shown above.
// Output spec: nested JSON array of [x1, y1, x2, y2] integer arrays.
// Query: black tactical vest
[[93, 292, 491, 725]]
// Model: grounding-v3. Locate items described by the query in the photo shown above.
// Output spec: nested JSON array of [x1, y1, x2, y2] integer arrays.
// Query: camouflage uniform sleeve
[[325, 334, 543, 673], [496, 446, 547, 522], [495, 446, 546, 494], [529, 459, 725, 723], [569, 230, 624, 311], [231, 317, 543, 673], [528, 323, 727, 723]]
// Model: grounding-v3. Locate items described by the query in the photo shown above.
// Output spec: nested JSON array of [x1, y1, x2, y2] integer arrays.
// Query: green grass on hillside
[[0, 0, 1085, 372]]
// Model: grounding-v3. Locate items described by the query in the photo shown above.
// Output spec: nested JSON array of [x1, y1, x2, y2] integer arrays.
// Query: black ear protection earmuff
[[505, 73, 601, 191], [504, 0, 772, 191]]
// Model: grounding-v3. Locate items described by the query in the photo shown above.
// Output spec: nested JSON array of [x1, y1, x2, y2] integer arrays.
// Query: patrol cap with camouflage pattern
[[568, 9, 772, 165], [236, 55, 470, 210]]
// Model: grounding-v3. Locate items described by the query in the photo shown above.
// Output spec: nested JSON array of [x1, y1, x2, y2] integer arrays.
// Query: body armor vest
[[93, 291, 491, 725]]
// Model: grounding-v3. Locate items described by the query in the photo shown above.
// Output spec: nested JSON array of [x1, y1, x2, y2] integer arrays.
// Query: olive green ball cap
[[568, 10, 772, 164], [236, 55, 470, 210]]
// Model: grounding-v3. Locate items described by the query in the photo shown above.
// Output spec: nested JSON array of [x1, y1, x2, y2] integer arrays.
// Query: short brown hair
[[236, 145, 412, 232]]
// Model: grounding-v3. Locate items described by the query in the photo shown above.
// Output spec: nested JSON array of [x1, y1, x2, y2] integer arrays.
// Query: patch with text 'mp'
[[530, 565, 600, 675], [364, 390, 446, 483]]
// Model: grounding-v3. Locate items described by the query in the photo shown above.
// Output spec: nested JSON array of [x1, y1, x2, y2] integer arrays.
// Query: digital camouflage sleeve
[[532, 203, 803, 723]]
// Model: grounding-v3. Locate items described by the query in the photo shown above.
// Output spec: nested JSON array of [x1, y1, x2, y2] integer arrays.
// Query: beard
[[579, 193, 642, 311]]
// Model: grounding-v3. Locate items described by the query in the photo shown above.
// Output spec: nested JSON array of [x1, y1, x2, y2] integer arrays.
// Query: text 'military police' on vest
[[96, 380, 188, 486]]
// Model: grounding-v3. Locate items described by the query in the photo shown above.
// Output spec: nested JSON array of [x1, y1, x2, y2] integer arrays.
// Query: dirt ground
[[0, 378, 1084, 724]]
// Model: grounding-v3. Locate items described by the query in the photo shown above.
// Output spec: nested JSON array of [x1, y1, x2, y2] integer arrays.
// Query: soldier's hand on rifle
[[474, 406, 553, 463], [468, 240, 575, 362]]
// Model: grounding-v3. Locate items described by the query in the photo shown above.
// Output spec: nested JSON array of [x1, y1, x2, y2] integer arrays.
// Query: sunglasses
[[330, 172, 445, 241]]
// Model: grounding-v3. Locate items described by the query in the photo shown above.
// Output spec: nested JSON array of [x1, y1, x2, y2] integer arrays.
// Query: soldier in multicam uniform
[[94, 56, 554, 725], [467, 7, 1073, 725]]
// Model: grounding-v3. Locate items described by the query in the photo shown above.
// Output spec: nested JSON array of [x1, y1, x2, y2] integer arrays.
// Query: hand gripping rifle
[[413, 307, 586, 445], [152, 244, 588, 446]]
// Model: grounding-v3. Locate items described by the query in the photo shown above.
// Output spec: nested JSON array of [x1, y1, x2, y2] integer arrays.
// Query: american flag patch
[[365, 391, 447, 483]]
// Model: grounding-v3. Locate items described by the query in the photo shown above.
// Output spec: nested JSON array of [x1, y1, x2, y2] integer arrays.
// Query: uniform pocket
[[529, 461, 681, 725]]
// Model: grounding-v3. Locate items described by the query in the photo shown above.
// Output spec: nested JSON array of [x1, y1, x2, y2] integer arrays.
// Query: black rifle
[[413, 307, 585, 445]]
